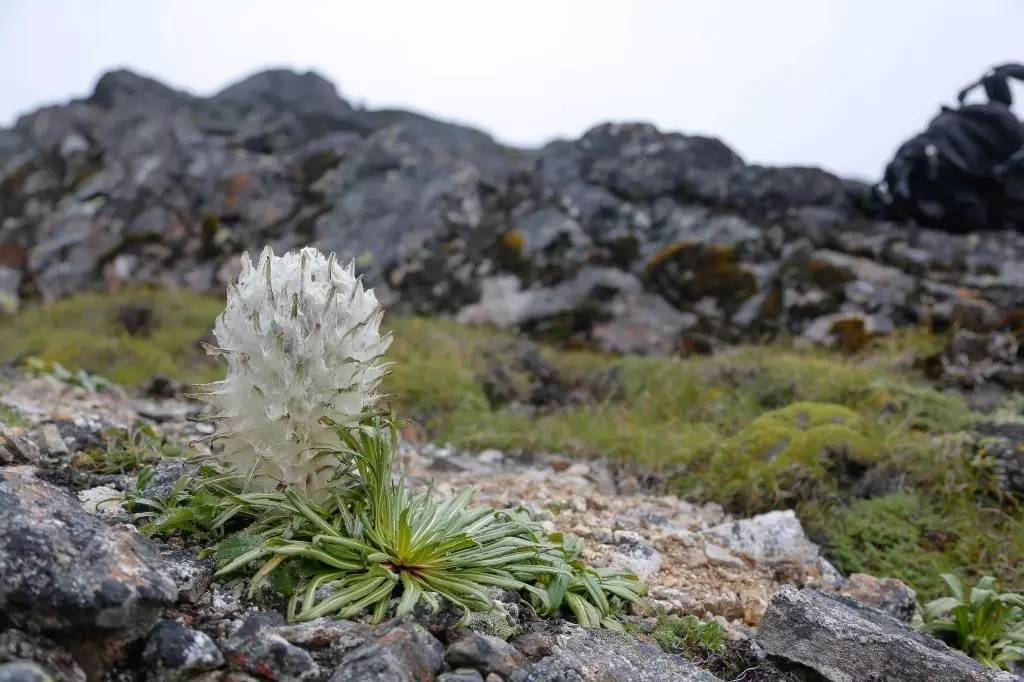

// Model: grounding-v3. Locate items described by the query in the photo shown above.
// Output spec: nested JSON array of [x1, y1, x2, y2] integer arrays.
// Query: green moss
[[703, 402, 879, 513], [0, 404, 27, 428], [626, 614, 726, 659], [467, 603, 524, 640]]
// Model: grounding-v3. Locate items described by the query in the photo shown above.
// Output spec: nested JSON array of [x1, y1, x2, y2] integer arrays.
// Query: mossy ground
[[1, 288, 1020, 599], [0, 287, 224, 385]]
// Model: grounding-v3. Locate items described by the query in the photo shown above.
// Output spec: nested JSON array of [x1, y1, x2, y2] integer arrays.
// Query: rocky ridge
[[2, 68, 1024, 361], [2, 375, 1019, 681]]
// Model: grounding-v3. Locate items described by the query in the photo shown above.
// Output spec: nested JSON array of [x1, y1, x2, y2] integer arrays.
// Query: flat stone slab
[[757, 585, 1020, 682], [512, 621, 722, 681]]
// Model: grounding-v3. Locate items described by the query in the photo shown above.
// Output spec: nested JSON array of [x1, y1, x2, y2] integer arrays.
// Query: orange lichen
[[500, 229, 526, 256]]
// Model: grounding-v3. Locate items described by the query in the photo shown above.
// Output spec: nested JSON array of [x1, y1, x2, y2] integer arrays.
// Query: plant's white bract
[[197, 246, 391, 499]]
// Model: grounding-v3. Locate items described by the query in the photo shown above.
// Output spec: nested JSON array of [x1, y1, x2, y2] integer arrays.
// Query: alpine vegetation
[[175, 246, 644, 629], [194, 246, 391, 500]]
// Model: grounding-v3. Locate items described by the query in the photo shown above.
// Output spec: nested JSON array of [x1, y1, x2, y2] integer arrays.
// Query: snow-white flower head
[[198, 246, 391, 499]]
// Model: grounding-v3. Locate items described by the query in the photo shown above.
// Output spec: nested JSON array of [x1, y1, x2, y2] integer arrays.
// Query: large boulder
[[0, 466, 179, 675], [757, 586, 1018, 681]]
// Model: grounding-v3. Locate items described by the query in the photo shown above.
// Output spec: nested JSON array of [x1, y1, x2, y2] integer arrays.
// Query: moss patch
[[626, 614, 726, 660], [705, 402, 879, 513]]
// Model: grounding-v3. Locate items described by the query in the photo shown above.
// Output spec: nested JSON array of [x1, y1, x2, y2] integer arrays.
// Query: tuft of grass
[[823, 491, 1024, 600], [827, 493, 956, 595]]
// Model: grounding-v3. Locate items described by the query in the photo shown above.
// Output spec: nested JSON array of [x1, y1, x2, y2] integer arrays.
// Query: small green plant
[[24, 357, 117, 393], [121, 463, 249, 537], [626, 614, 726, 661], [209, 419, 644, 628], [0, 404, 27, 428], [72, 423, 182, 474], [919, 573, 1024, 670]]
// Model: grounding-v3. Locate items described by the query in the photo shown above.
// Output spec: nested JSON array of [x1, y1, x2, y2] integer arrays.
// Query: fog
[[1, 0, 1021, 178]]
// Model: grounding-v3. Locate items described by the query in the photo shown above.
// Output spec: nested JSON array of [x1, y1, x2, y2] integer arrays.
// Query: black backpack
[[880, 103, 1024, 233]]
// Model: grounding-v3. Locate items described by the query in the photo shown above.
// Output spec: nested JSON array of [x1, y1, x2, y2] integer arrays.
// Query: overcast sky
[[1, 1, 1021, 179]]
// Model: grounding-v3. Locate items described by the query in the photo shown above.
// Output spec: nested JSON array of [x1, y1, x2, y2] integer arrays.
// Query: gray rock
[[706, 510, 820, 564], [158, 548, 215, 604], [465, 589, 526, 640], [0, 662, 52, 682], [567, 122, 743, 202], [0, 428, 41, 466], [36, 425, 68, 459], [603, 531, 663, 580], [221, 614, 320, 680], [0, 466, 178, 642], [0, 631, 85, 682], [437, 671, 484, 682], [445, 630, 526, 678], [757, 586, 1017, 682], [327, 617, 444, 682], [704, 543, 746, 570], [142, 620, 224, 681], [5, 66, 1024, 357], [590, 291, 696, 355], [838, 573, 918, 623], [971, 422, 1024, 500], [510, 621, 721, 681], [801, 311, 892, 351]]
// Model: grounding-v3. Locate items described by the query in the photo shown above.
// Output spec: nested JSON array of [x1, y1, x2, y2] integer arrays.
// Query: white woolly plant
[[195, 246, 391, 501]]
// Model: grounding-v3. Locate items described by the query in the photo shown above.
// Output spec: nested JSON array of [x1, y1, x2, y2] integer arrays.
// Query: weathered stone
[[0, 662, 53, 682], [36, 425, 68, 459], [801, 311, 893, 352], [158, 548, 215, 604], [510, 621, 721, 681], [221, 614, 320, 681], [0, 466, 178, 645], [5, 67, 1024, 357], [757, 586, 1016, 682], [567, 122, 743, 202], [707, 510, 821, 565], [0, 630, 85, 682], [143, 620, 224, 682], [971, 422, 1024, 500], [838, 573, 917, 622], [437, 672, 484, 682], [0, 427, 41, 465], [603, 530, 663, 580], [445, 630, 526, 678], [327, 618, 444, 682], [704, 543, 746, 570]]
